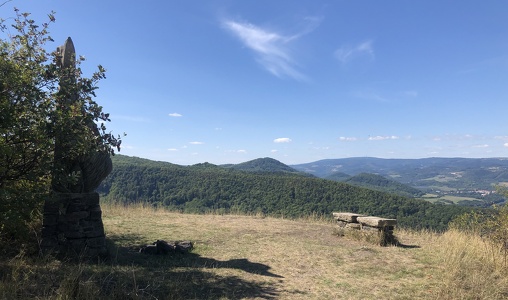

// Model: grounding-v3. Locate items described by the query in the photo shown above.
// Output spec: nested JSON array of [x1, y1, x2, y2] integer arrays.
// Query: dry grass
[[1, 204, 507, 299], [430, 229, 508, 299]]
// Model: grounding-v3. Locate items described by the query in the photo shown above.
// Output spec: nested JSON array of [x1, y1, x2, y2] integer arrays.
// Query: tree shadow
[[97, 234, 283, 299], [396, 242, 421, 249], [107, 234, 283, 277]]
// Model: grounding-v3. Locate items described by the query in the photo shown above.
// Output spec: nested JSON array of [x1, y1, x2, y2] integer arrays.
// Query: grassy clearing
[[439, 195, 480, 203], [1, 204, 507, 299], [422, 195, 481, 205]]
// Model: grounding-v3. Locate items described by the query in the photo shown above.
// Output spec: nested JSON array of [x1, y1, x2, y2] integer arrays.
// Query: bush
[[0, 181, 46, 256]]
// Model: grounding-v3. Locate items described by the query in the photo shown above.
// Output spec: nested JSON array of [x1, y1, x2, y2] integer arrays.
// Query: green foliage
[[0, 9, 121, 248], [325, 171, 351, 181], [342, 173, 425, 198], [99, 155, 474, 231], [448, 210, 489, 234]]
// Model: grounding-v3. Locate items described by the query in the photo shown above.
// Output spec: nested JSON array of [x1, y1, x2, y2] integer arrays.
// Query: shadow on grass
[[0, 234, 282, 299], [107, 234, 283, 277], [100, 234, 282, 299], [396, 243, 421, 249]]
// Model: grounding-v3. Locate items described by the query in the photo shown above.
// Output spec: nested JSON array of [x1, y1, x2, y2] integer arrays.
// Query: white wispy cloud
[[169, 113, 182, 117], [222, 18, 317, 80], [339, 137, 358, 141], [189, 141, 204, 145], [335, 40, 374, 64], [432, 134, 480, 142], [225, 149, 248, 154], [312, 146, 331, 150], [168, 148, 178, 151], [368, 135, 399, 141], [274, 137, 292, 143], [271, 149, 278, 153], [504, 143, 508, 148], [473, 144, 489, 148]]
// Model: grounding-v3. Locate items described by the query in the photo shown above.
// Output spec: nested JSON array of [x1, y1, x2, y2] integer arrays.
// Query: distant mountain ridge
[[224, 158, 422, 197], [291, 157, 508, 193]]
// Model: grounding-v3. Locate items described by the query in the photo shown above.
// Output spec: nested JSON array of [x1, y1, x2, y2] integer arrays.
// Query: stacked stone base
[[41, 192, 107, 258], [333, 212, 397, 246]]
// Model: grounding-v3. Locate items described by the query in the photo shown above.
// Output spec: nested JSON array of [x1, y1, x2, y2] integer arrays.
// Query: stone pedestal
[[41, 192, 107, 258]]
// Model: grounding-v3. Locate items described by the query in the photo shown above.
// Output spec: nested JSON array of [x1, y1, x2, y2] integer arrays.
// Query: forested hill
[[97, 155, 474, 231], [341, 173, 425, 198], [222, 157, 308, 175]]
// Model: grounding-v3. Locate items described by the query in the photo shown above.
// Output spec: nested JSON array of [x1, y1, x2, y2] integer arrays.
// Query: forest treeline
[[98, 155, 476, 231]]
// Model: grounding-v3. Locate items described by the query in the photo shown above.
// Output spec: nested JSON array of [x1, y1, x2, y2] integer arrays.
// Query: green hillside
[[324, 171, 351, 182], [98, 155, 475, 231], [342, 173, 425, 198], [223, 157, 308, 176]]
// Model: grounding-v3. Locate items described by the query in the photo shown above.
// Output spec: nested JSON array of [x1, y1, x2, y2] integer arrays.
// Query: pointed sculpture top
[[56, 37, 75, 69]]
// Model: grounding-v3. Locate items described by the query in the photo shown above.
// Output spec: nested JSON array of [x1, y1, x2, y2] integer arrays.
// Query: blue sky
[[2, 1, 508, 165]]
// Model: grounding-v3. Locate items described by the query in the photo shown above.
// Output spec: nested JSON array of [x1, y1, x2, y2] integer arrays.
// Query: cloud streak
[[222, 19, 316, 80], [368, 135, 399, 141], [169, 113, 182, 117], [339, 137, 358, 141], [274, 137, 292, 143], [335, 40, 374, 64]]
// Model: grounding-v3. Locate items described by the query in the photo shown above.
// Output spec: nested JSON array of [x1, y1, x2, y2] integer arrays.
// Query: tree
[[0, 9, 121, 251]]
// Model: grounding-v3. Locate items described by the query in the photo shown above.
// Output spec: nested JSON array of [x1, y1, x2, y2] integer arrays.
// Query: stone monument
[[40, 37, 112, 258]]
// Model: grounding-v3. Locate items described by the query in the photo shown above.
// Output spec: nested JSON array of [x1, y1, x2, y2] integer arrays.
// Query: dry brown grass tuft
[[0, 204, 505, 299], [430, 229, 508, 299]]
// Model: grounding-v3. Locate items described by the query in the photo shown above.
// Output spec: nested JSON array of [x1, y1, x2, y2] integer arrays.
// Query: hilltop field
[[1, 204, 507, 299]]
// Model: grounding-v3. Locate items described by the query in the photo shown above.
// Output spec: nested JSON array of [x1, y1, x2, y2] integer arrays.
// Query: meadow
[[1, 204, 508, 299]]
